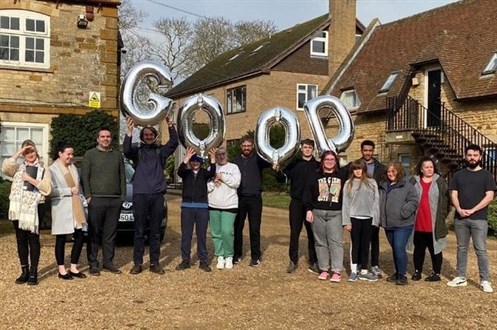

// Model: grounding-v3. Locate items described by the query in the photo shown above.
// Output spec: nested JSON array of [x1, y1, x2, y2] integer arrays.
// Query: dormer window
[[340, 90, 360, 109], [296, 84, 317, 110], [482, 53, 497, 75], [310, 31, 328, 57], [379, 72, 399, 93]]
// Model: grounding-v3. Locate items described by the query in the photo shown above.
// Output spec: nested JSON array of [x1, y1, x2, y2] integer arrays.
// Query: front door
[[427, 69, 442, 127]]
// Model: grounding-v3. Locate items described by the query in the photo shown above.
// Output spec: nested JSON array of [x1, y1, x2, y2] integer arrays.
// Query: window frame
[[339, 89, 361, 110], [226, 85, 247, 114], [0, 9, 50, 69], [482, 53, 497, 75], [296, 83, 318, 111], [379, 71, 399, 93], [310, 31, 328, 57]]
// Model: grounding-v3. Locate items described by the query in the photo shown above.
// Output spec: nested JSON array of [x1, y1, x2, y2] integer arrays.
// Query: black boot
[[27, 266, 38, 286], [15, 265, 30, 284]]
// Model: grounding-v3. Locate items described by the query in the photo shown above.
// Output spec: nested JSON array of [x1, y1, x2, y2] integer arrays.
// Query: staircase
[[386, 96, 497, 179]]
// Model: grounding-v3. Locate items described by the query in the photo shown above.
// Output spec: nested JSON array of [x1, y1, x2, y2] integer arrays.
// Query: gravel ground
[[1, 194, 496, 329]]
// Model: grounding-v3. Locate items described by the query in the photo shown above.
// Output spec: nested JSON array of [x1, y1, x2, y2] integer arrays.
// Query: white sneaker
[[216, 256, 225, 269], [447, 276, 467, 287], [480, 280, 493, 293], [225, 257, 233, 269]]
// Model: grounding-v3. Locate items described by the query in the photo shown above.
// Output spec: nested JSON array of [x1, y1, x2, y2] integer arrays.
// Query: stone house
[[323, 0, 497, 177], [165, 0, 365, 155], [0, 0, 121, 171]]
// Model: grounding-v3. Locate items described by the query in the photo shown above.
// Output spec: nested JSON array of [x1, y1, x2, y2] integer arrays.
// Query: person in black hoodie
[[123, 116, 179, 275], [176, 147, 217, 272], [276, 139, 320, 274]]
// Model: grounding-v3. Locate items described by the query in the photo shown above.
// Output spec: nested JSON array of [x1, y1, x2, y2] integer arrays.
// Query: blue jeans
[[454, 218, 489, 281], [385, 225, 413, 276]]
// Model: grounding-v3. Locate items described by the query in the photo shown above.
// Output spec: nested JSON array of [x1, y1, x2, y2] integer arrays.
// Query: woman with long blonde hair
[[343, 159, 380, 281]]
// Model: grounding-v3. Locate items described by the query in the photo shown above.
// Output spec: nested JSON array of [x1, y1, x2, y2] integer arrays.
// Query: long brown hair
[[319, 150, 339, 174], [346, 159, 373, 193], [386, 161, 405, 182]]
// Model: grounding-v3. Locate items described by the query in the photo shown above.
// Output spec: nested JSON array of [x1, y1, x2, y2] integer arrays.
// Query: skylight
[[379, 72, 399, 93], [482, 53, 497, 75]]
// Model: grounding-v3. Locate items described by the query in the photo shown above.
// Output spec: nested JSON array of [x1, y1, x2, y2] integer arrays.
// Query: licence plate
[[120, 213, 134, 222]]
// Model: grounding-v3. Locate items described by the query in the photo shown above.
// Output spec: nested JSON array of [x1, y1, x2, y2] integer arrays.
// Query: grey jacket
[[379, 177, 419, 228]]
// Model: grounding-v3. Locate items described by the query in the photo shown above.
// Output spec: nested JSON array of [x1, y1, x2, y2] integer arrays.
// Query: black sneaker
[[412, 271, 422, 281], [89, 267, 101, 276], [103, 264, 122, 274], [249, 259, 261, 267], [149, 264, 165, 275], [129, 264, 142, 275], [287, 261, 298, 273], [233, 256, 242, 264], [386, 273, 397, 283], [307, 262, 319, 274], [199, 262, 212, 272], [175, 260, 191, 271], [396, 275, 408, 286], [425, 273, 441, 282]]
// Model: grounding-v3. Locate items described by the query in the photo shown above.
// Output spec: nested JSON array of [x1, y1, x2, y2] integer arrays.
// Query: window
[[482, 53, 497, 75], [379, 72, 399, 93], [399, 154, 411, 176], [0, 123, 48, 178], [340, 90, 360, 109], [296, 84, 317, 110], [310, 31, 328, 57], [0, 10, 50, 68], [227, 86, 246, 114]]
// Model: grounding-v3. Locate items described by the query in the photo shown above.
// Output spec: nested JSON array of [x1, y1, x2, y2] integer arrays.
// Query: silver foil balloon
[[120, 61, 174, 126], [255, 107, 301, 165], [303, 95, 354, 154], [177, 94, 225, 157]]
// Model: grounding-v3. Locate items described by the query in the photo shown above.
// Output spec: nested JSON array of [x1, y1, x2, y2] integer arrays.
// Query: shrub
[[488, 199, 497, 236], [0, 179, 12, 219]]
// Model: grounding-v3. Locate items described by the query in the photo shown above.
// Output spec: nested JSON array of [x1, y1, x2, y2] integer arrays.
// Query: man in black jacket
[[276, 139, 320, 273], [232, 135, 273, 267]]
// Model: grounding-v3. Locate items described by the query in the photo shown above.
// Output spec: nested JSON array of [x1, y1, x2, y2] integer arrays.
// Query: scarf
[[61, 163, 86, 228], [9, 163, 41, 234]]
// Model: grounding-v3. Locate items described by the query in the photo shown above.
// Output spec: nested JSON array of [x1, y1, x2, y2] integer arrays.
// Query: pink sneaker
[[330, 272, 341, 282], [318, 271, 330, 280]]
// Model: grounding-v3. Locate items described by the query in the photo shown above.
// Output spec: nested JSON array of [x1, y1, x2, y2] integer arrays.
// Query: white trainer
[[447, 276, 467, 287], [225, 257, 233, 269], [480, 280, 494, 293], [216, 256, 225, 269]]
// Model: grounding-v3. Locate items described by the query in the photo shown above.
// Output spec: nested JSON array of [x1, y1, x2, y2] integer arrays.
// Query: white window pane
[[298, 85, 306, 91], [26, 19, 34, 31], [0, 16, 8, 29], [11, 17, 19, 30], [2, 142, 16, 155], [17, 128, 29, 141], [31, 129, 43, 144], [36, 20, 45, 33], [308, 85, 317, 99], [3, 127, 15, 140], [298, 93, 306, 108]]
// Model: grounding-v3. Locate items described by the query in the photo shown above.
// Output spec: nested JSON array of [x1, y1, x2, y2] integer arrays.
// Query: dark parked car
[[118, 160, 167, 241]]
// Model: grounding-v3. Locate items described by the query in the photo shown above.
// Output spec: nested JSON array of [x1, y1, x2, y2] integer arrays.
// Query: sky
[[132, 0, 460, 34]]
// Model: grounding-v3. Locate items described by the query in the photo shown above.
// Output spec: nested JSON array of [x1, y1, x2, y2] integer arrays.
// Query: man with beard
[[232, 135, 274, 267], [448, 144, 496, 293], [276, 139, 319, 273], [123, 116, 178, 275]]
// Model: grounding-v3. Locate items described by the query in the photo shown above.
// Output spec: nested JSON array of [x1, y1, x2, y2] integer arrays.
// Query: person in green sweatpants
[[207, 147, 241, 270]]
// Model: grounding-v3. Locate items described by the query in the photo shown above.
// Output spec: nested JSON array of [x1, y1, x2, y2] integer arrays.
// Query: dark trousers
[[288, 198, 317, 264], [358, 225, 380, 268], [385, 225, 413, 276], [234, 195, 262, 260], [133, 193, 165, 265], [350, 217, 373, 270], [12, 203, 45, 269], [55, 229, 85, 266], [413, 231, 443, 274], [180, 207, 209, 263], [87, 197, 121, 268]]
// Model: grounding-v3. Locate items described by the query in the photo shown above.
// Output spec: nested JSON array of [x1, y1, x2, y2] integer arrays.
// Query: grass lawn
[[262, 193, 290, 209]]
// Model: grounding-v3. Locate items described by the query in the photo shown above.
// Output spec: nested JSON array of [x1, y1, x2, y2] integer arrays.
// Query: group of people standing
[[2, 122, 496, 293]]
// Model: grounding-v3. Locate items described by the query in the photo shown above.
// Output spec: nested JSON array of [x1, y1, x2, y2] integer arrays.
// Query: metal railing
[[386, 95, 497, 178]]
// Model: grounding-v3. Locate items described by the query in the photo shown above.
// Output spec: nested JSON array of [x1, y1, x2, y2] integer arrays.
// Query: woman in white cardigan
[[50, 142, 87, 280]]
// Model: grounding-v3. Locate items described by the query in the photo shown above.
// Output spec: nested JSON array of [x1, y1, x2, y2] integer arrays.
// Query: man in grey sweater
[[82, 127, 125, 276]]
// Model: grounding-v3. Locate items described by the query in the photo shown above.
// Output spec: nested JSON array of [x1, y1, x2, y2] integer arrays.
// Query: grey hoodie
[[379, 177, 419, 228]]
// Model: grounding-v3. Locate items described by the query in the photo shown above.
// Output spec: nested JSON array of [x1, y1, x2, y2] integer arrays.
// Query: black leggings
[[55, 229, 85, 266], [413, 231, 443, 274], [13, 203, 46, 269], [350, 217, 373, 270]]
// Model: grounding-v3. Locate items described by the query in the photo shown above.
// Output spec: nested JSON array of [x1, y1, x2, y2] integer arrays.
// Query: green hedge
[[0, 179, 12, 219], [488, 199, 497, 235]]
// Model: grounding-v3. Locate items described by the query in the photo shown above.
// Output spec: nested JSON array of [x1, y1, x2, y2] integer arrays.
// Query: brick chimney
[[328, 0, 356, 75]]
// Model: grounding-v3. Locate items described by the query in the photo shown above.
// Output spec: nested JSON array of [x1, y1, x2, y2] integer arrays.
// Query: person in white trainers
[[207, 147, 241, 270], [448, 144, 496, 292]]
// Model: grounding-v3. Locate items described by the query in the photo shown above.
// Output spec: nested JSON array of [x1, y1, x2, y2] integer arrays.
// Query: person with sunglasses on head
[[2, 140, 52, 285], [304, 150, 348, 283]]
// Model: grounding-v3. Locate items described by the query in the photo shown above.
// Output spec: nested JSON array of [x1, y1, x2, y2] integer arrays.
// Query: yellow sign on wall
[[89, 92, 101, 108]]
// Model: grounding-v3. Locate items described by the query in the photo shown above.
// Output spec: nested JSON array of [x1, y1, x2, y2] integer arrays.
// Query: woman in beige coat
[[2, 140, 51, 285], [50, 142, 87, 280]]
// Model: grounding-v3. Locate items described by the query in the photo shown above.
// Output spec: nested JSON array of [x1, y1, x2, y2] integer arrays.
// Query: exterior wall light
[[77, 14, 88, 29]]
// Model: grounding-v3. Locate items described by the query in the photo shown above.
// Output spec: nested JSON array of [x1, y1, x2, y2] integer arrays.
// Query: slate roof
[[324, 0, 497, 113]]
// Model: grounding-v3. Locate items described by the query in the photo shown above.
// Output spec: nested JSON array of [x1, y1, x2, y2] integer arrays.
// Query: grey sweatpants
[[312, 209, 343, 273], [455, 218, 490, 281]]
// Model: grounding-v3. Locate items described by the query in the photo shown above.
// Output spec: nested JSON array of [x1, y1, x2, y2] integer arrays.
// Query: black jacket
[[276, 156, 320, 200], [232, 152, 270, 196], [177, 162, 216, 204]]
